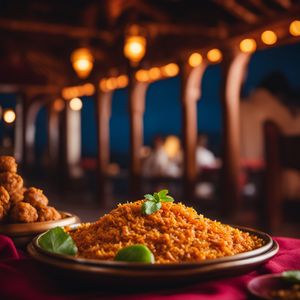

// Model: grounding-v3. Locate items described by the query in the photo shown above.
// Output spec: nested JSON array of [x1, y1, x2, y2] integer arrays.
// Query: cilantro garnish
[[141, 189, 174, 215]]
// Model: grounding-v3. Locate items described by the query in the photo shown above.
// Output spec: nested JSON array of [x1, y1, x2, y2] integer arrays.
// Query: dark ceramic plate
[[27, 240, 279, 286], [248, 274, 296, 300], [29, 224, 275, 270], [27, 225, 279, 285]]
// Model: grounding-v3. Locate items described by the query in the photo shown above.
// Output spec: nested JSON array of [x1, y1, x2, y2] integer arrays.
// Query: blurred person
[[143, 135, 182, 178], [196, 134, 217, 168], [143, 136, 169, 177], [164, 135, 182, 177]]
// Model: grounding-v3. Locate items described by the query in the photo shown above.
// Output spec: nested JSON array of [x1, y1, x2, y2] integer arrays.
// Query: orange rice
[[69, 201, 264, 263]]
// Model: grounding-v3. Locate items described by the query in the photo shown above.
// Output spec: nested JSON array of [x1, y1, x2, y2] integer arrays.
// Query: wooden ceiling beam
[[105, 0, 169, 25], [247, 0, 274, 16], [0, 84, 61, 95], [144, 22, 223, 39], [272, 0, 292, 9], [0, 18, 113, 43], [213, 0, 259, 24]]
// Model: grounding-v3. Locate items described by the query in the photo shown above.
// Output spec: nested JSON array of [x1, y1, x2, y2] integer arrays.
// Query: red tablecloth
[[0, 235, 300, 300]]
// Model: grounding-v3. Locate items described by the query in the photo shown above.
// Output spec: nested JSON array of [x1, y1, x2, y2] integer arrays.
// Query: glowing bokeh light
[[71, 48, 94, 79], [188, 53, 203, 67], [207, 48, 222, 63], [69, 98, 83, 111], [239, 38, 257, 53], [3, 109, 16, 124], [261, 30, 277, 45], [289, 20, 300, 36]]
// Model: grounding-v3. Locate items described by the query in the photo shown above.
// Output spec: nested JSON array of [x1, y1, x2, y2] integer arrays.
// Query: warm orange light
[[135, 70, 149, 82], [71, 48, 94, 79], [261, 30, 277, 45], [289, 20, 300, 36], [116, 75, 129, 88], [164, 135, 180, 159], [62, 83, 95, 99], [207, 48, 222, 63], [53, 99, 65, 112], [106, 78, 118, 90], [69, 98, 83, 111], [3, 109, 16, 124], [239, 38, 257, 53], [162, 63, 179, 77], [83, 83, 95, 95], [99, 79, 107, 92], [188, 53, 203, 67], [124, 35, 146, 64], [148, 67, 161, 81]]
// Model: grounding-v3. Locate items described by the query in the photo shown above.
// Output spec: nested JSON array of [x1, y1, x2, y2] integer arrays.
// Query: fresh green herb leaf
[[158, 189, 168, 198], [142, 201, 161, 215], [160, 195, 174, 202], [153, 192, 160, 202], [142, 189, 174, 215], [282, 270, 300, 283], [114, 244, 155, 263], [144, 194, 155, 201], [38, 227, 78, 256]]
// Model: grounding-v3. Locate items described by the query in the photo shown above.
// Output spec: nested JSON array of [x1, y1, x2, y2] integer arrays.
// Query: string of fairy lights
[[1, 20, 300, 122]]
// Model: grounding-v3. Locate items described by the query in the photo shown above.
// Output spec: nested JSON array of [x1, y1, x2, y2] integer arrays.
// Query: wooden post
[[220, 51, 251, 217], [128, 72, 149, 194], [181, 62, 207, 199], [95, 90, 113, 176]]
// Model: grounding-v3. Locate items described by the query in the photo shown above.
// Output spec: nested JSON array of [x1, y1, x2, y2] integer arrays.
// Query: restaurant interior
[[1, 0, 300, 297], [1, 0, 300, 235]]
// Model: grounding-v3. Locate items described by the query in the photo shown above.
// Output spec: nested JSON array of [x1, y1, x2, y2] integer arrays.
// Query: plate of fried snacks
[[0, 156, 80, 246], [28, 189, 278, 285]]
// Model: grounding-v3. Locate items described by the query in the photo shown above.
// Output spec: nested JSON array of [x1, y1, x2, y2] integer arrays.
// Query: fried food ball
[[24, 187, 48, 208], [37, 206, 61, 222], [0, 172, 23, 195], [10, 187, 26, 204], [10, 202, 38, 223], [0, 186, 10, 221], [0, 156, 17, 173]]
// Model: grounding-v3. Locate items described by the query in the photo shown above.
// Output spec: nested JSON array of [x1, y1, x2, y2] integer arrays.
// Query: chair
[[264, 120, 300, 231]]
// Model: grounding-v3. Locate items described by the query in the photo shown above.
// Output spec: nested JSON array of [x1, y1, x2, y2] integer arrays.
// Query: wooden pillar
[[96, 90, 113, 176], [181, 62, 207, 198], [128, 73, 149, 193], [220, 51, 251, 217]]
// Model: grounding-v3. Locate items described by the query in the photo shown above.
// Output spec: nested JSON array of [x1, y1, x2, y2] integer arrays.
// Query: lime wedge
[[114, 244, 155, 263]]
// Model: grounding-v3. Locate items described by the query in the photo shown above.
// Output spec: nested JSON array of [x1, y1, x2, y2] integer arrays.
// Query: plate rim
[[27, 240, 279, 277], [31, 224, 275, 269], [0, 211, 80, 236], [247, 273, 285, 300]]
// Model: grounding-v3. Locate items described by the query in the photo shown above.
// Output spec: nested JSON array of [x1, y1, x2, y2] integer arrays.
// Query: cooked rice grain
[[69, 201, 264, 263]]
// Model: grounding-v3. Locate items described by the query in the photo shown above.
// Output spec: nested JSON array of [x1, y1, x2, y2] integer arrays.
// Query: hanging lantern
[[71, 48, 94, 79], [123, 25, 147, 65]]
